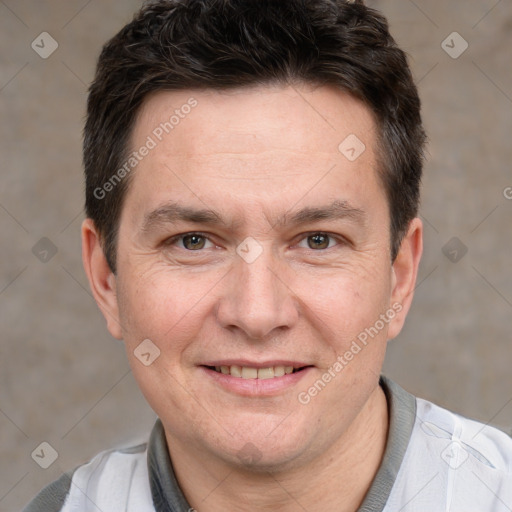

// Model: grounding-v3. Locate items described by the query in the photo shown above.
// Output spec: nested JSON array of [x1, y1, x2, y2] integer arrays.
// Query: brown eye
[[182, 234, 206, 250], [307, 234, 331, 250]]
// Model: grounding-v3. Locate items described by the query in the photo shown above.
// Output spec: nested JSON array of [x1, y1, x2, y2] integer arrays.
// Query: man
[[24, 0, 512, 510]]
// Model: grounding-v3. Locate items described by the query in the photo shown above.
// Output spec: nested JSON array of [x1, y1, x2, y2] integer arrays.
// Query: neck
[[166, 385, 389, 512]]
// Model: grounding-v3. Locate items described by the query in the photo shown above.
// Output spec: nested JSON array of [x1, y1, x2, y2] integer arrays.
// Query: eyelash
[[164, 232, 346, 251], [164, 232, 214, 250]]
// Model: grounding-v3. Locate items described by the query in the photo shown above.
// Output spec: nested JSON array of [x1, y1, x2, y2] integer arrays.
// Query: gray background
[[1, 1, 511, 510]]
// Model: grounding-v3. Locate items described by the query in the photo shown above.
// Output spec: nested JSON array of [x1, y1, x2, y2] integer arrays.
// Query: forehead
[[124, 84, 383, 223], [134, 84, 376, 158]]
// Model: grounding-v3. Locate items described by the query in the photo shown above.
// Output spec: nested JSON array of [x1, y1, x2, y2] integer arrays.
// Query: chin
[[224, 444, 307, 474], [211, 423, 314, 473]]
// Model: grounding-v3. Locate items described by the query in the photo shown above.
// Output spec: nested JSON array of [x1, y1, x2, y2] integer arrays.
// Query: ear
[[81, 218, 123, 340], [387, 217, 423, 340]]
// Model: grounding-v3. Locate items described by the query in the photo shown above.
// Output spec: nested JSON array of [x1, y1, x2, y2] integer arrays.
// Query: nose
[[215, 249, 299, 340]]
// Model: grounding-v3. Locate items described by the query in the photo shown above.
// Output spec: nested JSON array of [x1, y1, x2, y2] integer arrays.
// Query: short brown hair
[[84, 0, 426, 273]]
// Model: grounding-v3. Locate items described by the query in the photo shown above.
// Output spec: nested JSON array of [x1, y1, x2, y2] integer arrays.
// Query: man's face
[[91, 85, 417, 469]]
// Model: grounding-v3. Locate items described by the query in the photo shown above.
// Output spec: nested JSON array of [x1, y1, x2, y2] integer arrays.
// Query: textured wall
[[1, 1, 511, 510]]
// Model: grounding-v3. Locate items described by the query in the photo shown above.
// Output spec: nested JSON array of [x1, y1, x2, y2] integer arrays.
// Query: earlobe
[[387, 217, 423, 340], [81, 218, 123, 340]]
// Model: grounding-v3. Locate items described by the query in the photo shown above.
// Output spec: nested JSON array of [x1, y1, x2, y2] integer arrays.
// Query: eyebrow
[[140, 199, 367, 234], [141, 203, 227, 233], [282, 200, 367, 228]]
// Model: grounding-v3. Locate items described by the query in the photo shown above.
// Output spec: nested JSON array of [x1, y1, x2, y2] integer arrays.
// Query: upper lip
[[201, 360, 311, 369]]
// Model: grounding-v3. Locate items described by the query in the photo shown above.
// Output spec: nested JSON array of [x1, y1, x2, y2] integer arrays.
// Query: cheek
[[297, 259, 393, 336], [116, 265, 217, 347], [115, 267, 220, 412]]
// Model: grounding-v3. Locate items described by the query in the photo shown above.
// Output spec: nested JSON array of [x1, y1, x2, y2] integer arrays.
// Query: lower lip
[[200, 366, 313, 396]]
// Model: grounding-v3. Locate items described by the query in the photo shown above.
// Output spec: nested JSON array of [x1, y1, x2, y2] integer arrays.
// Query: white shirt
[[23, 377, 512, 512]]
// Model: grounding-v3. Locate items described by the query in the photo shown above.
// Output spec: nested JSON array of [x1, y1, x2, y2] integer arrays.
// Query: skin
[[82, 84, 423, 512]]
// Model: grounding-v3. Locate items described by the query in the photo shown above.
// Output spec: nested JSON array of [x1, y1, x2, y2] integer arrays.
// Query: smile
[[207, 365, 306, 379]]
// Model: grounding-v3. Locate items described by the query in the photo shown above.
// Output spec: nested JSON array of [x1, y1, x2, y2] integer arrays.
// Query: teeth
[[212, 365, 302, 379], [257, 367, 274, 380], [274, 366, 285, 377], [230, 365, 242, 377], [241, 367, 258, 379]]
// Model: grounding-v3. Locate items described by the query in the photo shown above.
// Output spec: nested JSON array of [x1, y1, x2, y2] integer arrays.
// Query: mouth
[[203, 364, 311, 380], [200, 362, 313, 396]]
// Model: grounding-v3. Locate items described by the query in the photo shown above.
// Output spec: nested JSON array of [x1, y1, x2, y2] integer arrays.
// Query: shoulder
[[22, 472, 74, 512], [22, 442, 151, 512], [386, 394, 512, 510], [416, 397, 512, 472]]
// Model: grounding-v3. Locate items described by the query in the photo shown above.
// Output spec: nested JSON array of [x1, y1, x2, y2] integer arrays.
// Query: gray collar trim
[[357, 376, 417, 511], [148, 376, 417, 512], [148, 420, 191, 512]]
